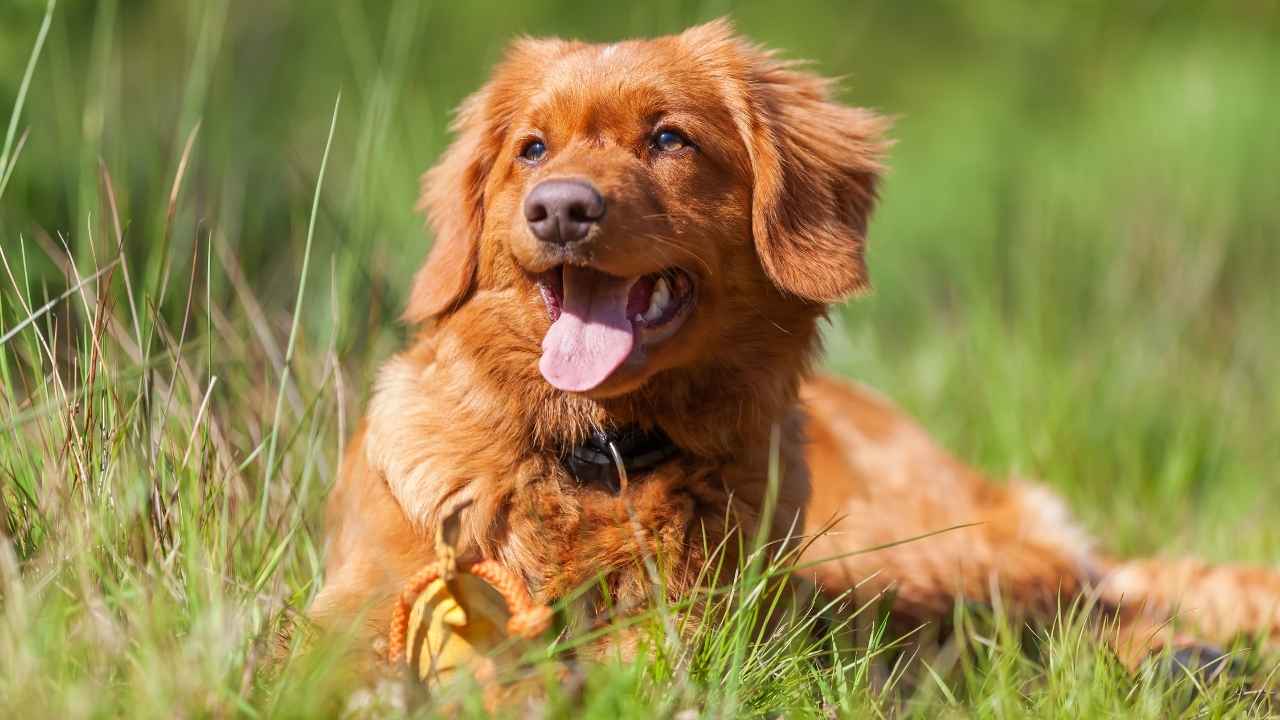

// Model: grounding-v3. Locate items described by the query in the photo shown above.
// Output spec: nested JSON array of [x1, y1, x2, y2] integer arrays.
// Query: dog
[[310, 20, 1280, 679]]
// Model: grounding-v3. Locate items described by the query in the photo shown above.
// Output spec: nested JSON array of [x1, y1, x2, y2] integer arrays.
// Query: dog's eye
[[652, 129, 690, 152], [520, 140, 547, 163]]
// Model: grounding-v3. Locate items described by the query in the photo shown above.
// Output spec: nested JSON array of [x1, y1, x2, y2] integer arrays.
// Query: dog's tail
[[1093, 554, 1280, 664], [1000, 479, 1280, 657]]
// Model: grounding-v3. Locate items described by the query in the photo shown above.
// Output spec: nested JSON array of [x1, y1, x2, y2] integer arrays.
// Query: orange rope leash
[[386, 558, 552, 666]]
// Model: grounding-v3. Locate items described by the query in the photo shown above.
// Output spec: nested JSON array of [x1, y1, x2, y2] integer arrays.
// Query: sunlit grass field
[[2, 1, 1278, 716]]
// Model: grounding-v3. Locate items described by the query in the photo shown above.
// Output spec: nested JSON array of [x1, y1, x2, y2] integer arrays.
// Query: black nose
[[523, 179, 606, 244]]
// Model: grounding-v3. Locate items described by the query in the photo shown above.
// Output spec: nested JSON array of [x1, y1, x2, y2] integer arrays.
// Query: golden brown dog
[[311, 20, 1280, 674]]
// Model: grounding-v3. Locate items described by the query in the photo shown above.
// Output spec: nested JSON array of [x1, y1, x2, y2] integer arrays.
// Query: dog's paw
[[1152, 644, 1248, 686]]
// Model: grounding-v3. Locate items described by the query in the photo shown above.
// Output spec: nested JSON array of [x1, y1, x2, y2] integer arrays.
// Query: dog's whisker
[[640, 233, 715, 278]]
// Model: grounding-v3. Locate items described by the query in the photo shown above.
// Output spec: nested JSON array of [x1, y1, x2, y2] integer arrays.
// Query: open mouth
[[536, 266, 695, 392]]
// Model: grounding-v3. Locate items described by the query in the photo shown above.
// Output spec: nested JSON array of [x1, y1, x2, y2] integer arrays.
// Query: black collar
[[561, 425, 680, 493]]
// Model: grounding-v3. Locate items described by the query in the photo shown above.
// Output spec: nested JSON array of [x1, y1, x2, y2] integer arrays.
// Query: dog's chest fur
[[363, 332, 809, 620]]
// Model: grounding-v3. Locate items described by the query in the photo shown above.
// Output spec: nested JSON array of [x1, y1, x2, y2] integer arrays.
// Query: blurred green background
[[2, 0, 1278, 555]]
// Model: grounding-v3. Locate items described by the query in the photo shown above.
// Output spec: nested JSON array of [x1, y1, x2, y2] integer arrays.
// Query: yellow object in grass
[[387, 516, 553, 688], [399, 565, 548, 686]]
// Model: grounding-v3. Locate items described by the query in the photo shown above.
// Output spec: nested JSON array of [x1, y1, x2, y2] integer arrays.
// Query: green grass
[[2, 0, 1279, 716]]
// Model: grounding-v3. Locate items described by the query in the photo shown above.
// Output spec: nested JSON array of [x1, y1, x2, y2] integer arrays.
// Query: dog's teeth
[[643, 277, 671, 322]]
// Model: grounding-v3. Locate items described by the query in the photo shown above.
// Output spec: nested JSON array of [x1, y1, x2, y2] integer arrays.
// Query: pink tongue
[[539, 267, 637, 392]]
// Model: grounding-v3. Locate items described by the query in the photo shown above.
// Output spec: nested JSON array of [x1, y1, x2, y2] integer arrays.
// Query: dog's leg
[[309, 425, 434, 653]]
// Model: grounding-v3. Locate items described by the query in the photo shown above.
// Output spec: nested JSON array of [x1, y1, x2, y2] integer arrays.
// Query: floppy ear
[[403, 87, 496, 323], [743, 53, 890, 302]]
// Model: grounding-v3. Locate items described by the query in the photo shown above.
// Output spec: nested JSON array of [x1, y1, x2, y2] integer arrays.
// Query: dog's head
[[406, 20, 888, 399]]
